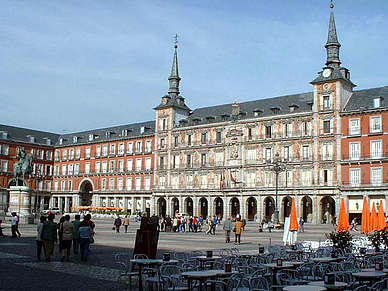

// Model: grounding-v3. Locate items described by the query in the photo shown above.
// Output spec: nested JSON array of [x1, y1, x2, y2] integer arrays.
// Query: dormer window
[[270, 107, 280, 114], [73, 136, 78, 143], [45, 138, 52, 145], [239, 111, 247, 117], [220, 113, 230, 121], [374, 97, 383, 108], [59, 138, 63, 145], [307, 101, 314, 111], [0, 131, 8, 139], [140, 127, 145, 134], [106, 132, 111, 138], [27, 135, 35, 143], [289, 104, 299, 112], [253, 109, 264, 117], [89, 134, 94, 141], [192, 117, 201, 124], [206, 116, 215, 121]]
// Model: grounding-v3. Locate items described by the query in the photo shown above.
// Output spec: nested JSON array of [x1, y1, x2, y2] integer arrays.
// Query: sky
[[0, 0, 387, 134]]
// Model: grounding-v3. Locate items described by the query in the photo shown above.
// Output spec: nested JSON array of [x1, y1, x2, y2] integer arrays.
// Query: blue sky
[[1, 0, 387, 133]]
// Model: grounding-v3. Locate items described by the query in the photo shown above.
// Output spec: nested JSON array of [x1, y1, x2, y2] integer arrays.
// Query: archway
[[215, 197, 223, 218], [321, 196, 336, 224], [171, 197, 179, 216], [199, 197, 208, 219], [282, 196, 292, 222], [301, 196, 313, 222], [264, 196, 275, 221], [157, 197, 166, 217], [80, 180, 93, 206], [185, 197, 193, 216], [230, 197, 240, 217], [247, 197, 257, 221]]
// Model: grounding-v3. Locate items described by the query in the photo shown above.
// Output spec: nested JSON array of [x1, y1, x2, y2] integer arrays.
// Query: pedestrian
[[78, 220, 93, 262], [59, 215, 74, 262], [15, 213, 21, 237], [123, 215, 130, 233], [72, 215, 81, 254], [198, 216, 204, 231], [206, 219, 212, 234], [57, 216, 65, 253], [193, 216, 197, 232], [0, 219, 4, 237], [10, 212, 18, 238], [223, 216, 233, 243], [350, 217, 358, 231], [165, 215, 172, 232], [188, 216, 193, 232], [114, 215, 122, 233], [172, 217, 178, 232], [36, 216, 46, 261], [41, 213, 57, 262], [332, 215, 337, 226], [268, 220, 274, 233], [234, 217, 243, 245], [241, 218, 247, 231], [211, 215, 218, 235], [299, 217, 305, 233]]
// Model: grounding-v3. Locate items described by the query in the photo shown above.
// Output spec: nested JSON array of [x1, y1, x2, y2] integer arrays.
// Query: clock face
[[323, 68, 332, 78]]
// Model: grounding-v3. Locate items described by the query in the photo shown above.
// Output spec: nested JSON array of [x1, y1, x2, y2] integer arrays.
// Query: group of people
[[113, 215, 130, 233], [223, 216, 244, 244], [36, 213, 95, 263], [159, 215, 206, 233]]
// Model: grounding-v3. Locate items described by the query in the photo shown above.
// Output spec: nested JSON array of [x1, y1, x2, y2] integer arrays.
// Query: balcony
[[341, 180, 387, 188], [320, 154, 334, 161], [341, 152, 388, 162]]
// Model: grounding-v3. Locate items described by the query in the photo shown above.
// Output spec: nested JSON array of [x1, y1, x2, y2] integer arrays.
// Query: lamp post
[[264, 152, 286, 224]]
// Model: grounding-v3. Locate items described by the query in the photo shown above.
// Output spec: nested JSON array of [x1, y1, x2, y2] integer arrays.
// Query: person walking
[[299, 217, 305, 233], [123, 215, 130, 233], [211, 215, 218, 235], [72, 215, 81, 254], [114, 215, 122, 233], [10, 212, 18, 238], [41, 214, 57, 262], [223, 216, 233, 243], [36, 216, 46, 261], [78, 220, 93, 262], [15, 213, 21, 237], [234, 217, 243, 245], [350, 217, 358, 231], [59, 215, 74, 262]]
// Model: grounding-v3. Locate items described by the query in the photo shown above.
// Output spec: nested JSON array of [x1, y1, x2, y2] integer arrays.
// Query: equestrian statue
[[13, 149, 33, 185]]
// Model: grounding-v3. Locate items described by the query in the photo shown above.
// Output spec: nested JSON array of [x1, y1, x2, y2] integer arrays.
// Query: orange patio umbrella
[[289, 198, 298, 231], [361, 197, 371, 234], [337, 198, 350, 232], [370, 202, 378, 231], [377, 199, 385, 231]]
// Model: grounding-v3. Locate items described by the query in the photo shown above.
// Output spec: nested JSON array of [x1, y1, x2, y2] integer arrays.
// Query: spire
[[325, 2, 341, 68], [168, 34, 181, 97]]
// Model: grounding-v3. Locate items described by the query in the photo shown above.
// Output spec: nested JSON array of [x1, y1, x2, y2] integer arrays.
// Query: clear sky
[[1, 0, 387, 133]]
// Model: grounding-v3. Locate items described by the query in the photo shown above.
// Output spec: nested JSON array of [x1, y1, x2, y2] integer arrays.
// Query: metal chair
[[249, 275, 270, 291], [115, 253, 138, 291], [134, 253, 149, 259]]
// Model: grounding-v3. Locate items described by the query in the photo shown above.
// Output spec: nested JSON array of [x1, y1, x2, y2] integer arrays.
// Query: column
[[241, 196, 247, 219], [141, 197, 145, 212], [59, 197, 64, 212], [131, 197, 136, 214], [64, 197, 69, 213], [208, 196, 215, 218], [115, 197, 120, 208], [124, 197, 129, 212], [312, 195, 319, 225], [258, 195, 263, 222], [224, 195, 229, 218], [193, 196, 198, 217]]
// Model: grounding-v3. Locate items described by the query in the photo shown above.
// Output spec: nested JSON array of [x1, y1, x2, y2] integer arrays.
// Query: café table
[[308, 281, 348, 291], [131, 258, 178, 291], [193, 255, 222, 270], [263, 262, 294, 284], [284, 261, 304, 268], [283, 285, 327, 291], [310, 257, 345, 264], [362, 268, 388, 274], [352, 271, 386, 286], [182, 270, 236, 291]]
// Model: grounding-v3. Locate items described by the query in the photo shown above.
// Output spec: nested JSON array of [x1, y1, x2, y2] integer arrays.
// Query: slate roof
[[56, 120, 155, 147], [343, 86, 388, 112], [154, 95, 191, 111], [178, 92, 314, 127], [0, 124, 60, 146], [310, 66, 355, 86]]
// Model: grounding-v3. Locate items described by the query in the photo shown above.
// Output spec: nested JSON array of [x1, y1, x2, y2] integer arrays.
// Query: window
[[159, 157, 164, 169], [135, 178, 141, 190], [247, 128, 253, 140], [301, 170, 312, 186], [89, 134, 94, 141], [54, 181, 59, 191], [96, 146, 101, 157], [46, 151, 53, 160], [265, 148, 272, 162], [321, 143, 333, 160], [109, 160, 115, 172], [102, 161, 107, 173], [136, 158, 142, 171], [349, 119, 360, 135], [302, 121, 310, 136], [85, 147, 91, 159], [371, 140, 382, 158], [61, 180, 65, 191], [145, 157, 152, 170], [201, 153, 207, 166], [374, 98, 381, 108], [370, 116, 382, 133], [69, 149, 74, 159], [186, 154, 192, 167], [323, 170, 328, 185], [160, 138, 165, 149], [101, 179, 107, 190], [1, 160, 8, 172], [215, 152, 223, 166], [109, 178, 115, 190], [76, 148, 81, 159], [127, 142, 133, 154], [247, 149, 256, 164], [1, 144, 9, 155], [371, 167, 382, 186], [95, 161, 100, 173], [127, 159, 133, 171], [162, 118, 167, 130], [145, 177, 151, 190], [68, 180, 73, 191], [302, 145, 310, 160], [187, 134, 192, 146], [323, 120, 331, 134], [323, 95, 331, 110], [85, 162, 90, 174], [201, 132, 207, 144], [62, 164, 67, 175], [62, 150, 67, 160], [174, 136, 179, 147], [283, 146, 290, 161], [349, 142, 360, 160], [136, 141, 142, 153], [118, 143, 124, 155], [216, 132, 222, 143], [74, 163, 80, 174], [54, 165, 59, 175], [110, 144, 115, 155], [118, 178, 123, 190], [126, 178, 132, 190], [102, 145, 108, 156], [265, 126, 272, 138], [172, 155, 178, 169], [73, 136, 77, 143], [145, 140, 152, 152], [68, 164, 74, 175], [118, 160, 124, 172], [350, 169, 361, 186], [55, 150, 60, 161]]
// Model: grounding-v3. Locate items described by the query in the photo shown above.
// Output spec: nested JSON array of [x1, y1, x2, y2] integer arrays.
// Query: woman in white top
[[36, 216, 46, 261]]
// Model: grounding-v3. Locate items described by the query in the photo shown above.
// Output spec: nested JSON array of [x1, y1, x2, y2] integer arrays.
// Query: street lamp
[[264, 152, 286, 224]]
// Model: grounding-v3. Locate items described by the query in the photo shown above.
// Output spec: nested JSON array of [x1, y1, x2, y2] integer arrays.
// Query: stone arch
[[157, 197, 166, 217], [263, 196, 275, 221], [214, 197, 223, 218], [281, 196, 292, 222], [185, 197, 193, 216], [79, 179, 94, 206], [320, 196, 336, 224], [171, 197, 179, 216], [301, 195, 313, 222], [230, 197, 240, 217], [199, 197, 208, 219], [246, 196, 257, 221]]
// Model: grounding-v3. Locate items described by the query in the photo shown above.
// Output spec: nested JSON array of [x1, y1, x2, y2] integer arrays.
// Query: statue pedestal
[[8, 186, 33, 224]]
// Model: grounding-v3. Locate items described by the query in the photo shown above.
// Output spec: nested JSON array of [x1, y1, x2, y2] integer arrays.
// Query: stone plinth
[[8, 186, 32, 224]]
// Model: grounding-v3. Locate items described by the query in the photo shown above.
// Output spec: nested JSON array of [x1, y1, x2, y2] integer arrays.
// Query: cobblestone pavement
[[0, 218, 363, 291]]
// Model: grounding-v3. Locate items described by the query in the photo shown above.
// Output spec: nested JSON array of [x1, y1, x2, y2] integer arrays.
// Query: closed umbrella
[[377, 199, 385, 231], [370, 202, 378, 231], [337, 198, 350, 232], [361, 197, 371, 234], [289, 198, 298, 231]]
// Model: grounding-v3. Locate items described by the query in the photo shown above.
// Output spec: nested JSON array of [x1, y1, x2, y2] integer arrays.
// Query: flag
[[220, 172, 223, 190]]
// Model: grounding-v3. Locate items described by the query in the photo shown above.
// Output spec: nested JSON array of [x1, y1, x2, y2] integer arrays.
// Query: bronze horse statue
[[13, 149, 33, 185]]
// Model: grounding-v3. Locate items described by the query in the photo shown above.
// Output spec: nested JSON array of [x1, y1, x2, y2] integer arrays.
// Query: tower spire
[[325, 2, 341, 68], [168, 34, 181, 97]]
